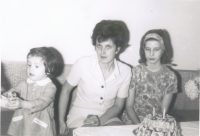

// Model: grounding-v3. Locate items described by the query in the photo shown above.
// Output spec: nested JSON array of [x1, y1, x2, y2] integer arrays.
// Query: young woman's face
[[144, 40, 164, 65], [27, 56, 47, 81], [95, 38, 120, 64]]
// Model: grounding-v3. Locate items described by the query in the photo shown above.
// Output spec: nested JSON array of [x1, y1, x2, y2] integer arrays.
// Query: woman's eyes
[[96, 45, 101, 48], [106, 46, 112, 49], [96, 45, 112, 50], [145, 48, 160, 51], [155, 48, 160, 51]]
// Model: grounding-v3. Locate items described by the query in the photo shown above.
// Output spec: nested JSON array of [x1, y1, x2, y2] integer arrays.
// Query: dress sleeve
[[117, 67, 132, 98], [165, 71, 178, 94], [129, 67, 137, 92], [30, 83, 56, 107], [66, 58, 82, 86]]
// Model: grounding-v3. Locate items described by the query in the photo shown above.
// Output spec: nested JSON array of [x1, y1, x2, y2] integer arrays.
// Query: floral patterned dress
[[122, 64, 178, 124]]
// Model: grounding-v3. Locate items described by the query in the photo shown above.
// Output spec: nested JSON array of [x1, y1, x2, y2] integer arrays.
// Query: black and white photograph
[[1, 0, 199, 136]]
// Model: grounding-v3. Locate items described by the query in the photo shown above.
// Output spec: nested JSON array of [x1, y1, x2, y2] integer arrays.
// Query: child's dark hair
[[27, 47, 57, 77], [139, 29, 172, 65], [91, 20, 127, 48]]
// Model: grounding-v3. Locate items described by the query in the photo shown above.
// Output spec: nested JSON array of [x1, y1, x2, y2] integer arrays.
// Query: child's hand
[[6, 99, 22, 110]]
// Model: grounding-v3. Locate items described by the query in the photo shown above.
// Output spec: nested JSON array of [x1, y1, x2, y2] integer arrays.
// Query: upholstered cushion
[[1, 61, 199, 111]]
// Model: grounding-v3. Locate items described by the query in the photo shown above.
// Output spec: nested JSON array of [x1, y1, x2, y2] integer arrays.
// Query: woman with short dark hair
[[58, 20, 131, 135]]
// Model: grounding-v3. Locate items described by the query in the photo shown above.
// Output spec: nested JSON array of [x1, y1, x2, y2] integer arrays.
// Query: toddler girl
[[123, 30, 178, 124], [3, 47, 57, 136]]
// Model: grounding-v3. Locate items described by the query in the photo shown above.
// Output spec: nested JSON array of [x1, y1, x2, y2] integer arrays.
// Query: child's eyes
[[27, 64, 39, 68]]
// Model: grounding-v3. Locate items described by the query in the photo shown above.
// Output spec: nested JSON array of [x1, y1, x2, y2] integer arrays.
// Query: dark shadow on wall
[[115, 20, 132, 68], [1, 62, 11, 92], [49, 47, 65, 77], [49, 47, 65, 133], [162, 29, 174, 63]]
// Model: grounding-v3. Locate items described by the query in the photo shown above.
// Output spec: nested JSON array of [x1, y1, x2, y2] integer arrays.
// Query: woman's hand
[[83, 114, 101, 126], [59, 122, 69, 135]]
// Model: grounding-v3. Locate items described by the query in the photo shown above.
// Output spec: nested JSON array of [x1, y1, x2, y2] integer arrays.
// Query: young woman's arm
[[161, 93, 173, 113], [162, 72, 177, 113], [125, 87, 140, 124], [58, 81, 75, 135]]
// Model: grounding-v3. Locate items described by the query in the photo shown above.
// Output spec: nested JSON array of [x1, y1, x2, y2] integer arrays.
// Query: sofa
[[1, 61, 199, 135]]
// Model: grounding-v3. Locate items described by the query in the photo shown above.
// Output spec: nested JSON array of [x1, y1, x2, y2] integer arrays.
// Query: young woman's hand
[[59, 122, 69, 135], [83, 114, 101, 126]]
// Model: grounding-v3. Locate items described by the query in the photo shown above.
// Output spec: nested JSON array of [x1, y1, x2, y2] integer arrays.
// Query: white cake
[[133, 114, 180, 136]]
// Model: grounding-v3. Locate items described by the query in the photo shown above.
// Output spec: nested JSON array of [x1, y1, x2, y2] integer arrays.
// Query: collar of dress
[[26, 77, 52, 86], [90, 55, 121, 77]]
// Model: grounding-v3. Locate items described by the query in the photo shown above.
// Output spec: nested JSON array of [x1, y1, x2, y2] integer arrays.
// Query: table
[[1, 108, 199, 136], [73, 121, 199, 136]]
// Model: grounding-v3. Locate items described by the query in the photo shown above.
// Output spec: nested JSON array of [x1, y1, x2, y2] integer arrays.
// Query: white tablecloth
[[73, 121, 199, 136]]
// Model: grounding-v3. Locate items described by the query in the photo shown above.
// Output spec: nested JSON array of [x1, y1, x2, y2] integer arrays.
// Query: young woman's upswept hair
[[27, 47, 57, 77], [139, 29, 173, 65]]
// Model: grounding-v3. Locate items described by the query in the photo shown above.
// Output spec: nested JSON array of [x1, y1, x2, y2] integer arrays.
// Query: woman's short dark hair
[[92, 20, 127, 48], [27, 47, 57, 77], [139, 29, 173, 65]]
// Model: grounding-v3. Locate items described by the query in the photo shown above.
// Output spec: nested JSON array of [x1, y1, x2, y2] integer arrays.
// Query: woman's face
[[27, 56, 47, 81], [95, 38, 120, 64], [144, 40, 164, 65]]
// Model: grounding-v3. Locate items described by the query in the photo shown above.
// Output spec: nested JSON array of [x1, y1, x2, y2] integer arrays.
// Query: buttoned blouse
[[67, 55, 131, 113]]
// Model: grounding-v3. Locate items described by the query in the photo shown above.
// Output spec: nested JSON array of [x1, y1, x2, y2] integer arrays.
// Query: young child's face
[[144, 40, 164, 65], [27, 56, 47, 81]]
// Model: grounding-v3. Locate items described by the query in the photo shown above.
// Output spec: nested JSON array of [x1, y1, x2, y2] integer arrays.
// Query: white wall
[[1, 0, 200, 70]]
